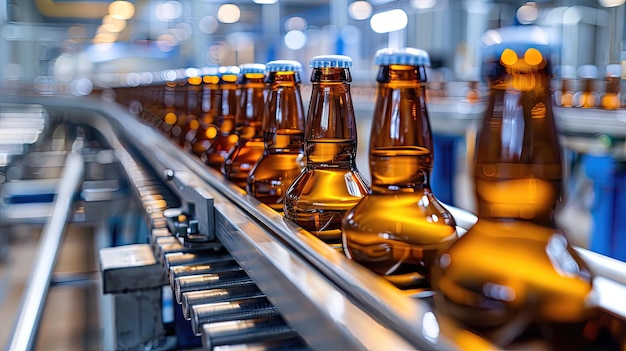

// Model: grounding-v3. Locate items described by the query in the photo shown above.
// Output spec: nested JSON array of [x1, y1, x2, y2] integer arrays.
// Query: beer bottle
[[433, 26, 594, 348], [179, 68, 204, 150], [248, 60, 306, 211], [342, 48, 457, 278], [284, 55, 369, 246], [169, 69, 190, 145], [205, 66, 240, 170], [223, 63, 267, 188], [188, 68, 221, 163], [158, 69, 179, 136], [556, 65, 575, 108], [573, 64, 599, 108], [601, 64, 621, 110]]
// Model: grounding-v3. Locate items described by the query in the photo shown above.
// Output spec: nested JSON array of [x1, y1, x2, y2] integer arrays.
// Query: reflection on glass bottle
[[189, 68, 221, 163], [284, 55, 369, 245], [601, 64, 621, 110], [342, 48, 457, 279], [205, 66, 240, 170], [433, 26, 595, 348], [248, 60, 306, 211], [223, 63, 267, 188]]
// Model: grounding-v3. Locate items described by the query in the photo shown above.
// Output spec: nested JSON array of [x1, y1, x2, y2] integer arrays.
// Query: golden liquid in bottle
[[285, 138, 369, 244], [344, 146, 456, 276], [248, 129, 305, 211]]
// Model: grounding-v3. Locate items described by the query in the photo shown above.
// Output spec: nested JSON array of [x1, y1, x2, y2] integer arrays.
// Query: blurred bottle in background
[[555, 65, 576, 108], [601, 64, 621, 110], [223, 63, 267, 188], [205, 66, 240, 171], [189, 69, 221, 163], [342, 48, 457, 280], [574, 64, 600, 108], [179, 69, 203, 150], [248, 60, 306, 211], [158, 72, 179, 137], [433, 26, 596, 349], [284, 55, 369, 247]]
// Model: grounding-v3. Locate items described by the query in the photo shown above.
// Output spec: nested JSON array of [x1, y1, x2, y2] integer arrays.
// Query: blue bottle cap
[[309, 55, 352, 68], [266, 60, 303, 73], [374, 47, 431, 67], [480, 25, 557, 59], [239, 63, 266, 74]]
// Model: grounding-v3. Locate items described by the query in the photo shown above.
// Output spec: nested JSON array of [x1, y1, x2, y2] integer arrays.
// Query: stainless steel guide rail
[[6, 151, 84, 351], [3, 94, 626, 350]]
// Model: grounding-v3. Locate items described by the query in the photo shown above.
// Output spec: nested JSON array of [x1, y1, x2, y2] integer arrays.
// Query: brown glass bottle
[[557, 65, 575, 108], [433, 26, 594, 348], [342, 48, 457, 278], [189, 69, 221, 162], [248, 60, 306, 211], [157, 69, 179, 136], [284, 55, 369, 245], [601, 64, 621, 110], [178, 68, 204, 149], [223, 63, 267, 188], [205, 66, 240, 170], [573, 65, 599, 108]]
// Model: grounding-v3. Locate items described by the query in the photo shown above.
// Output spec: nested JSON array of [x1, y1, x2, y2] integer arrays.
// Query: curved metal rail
[[6, 150, 84, 351]]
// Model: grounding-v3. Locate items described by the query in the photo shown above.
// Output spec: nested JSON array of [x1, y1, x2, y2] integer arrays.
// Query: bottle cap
[[374, 47, 431, 67], [239, 63, 266, 74], [266, 60, 303, 72], [480, 25, 557, 59], [309, 55, 352, 68], [606, 64, 621, 78], [557, 65, 576, 79], [578, 65, 598, 79]]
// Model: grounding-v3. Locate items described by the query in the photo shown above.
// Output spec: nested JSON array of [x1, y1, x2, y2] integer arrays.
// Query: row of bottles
[[555, 64, 624, 110], [111, 26, 624, 349]]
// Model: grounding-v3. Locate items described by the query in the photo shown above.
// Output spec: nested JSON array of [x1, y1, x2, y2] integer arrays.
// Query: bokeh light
[[348, 1, 373, 20], [370, 9, 408, 33], [284, 30, 307, 50], [217, 4, 241, 24], [108, 1, 135, 20]]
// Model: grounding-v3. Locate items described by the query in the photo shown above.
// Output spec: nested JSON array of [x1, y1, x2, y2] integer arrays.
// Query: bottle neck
[[370, 65, 432, 193], [264, 72, 305, 153], [236, 76, 266, 133], [305, 67, 358, 167]]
